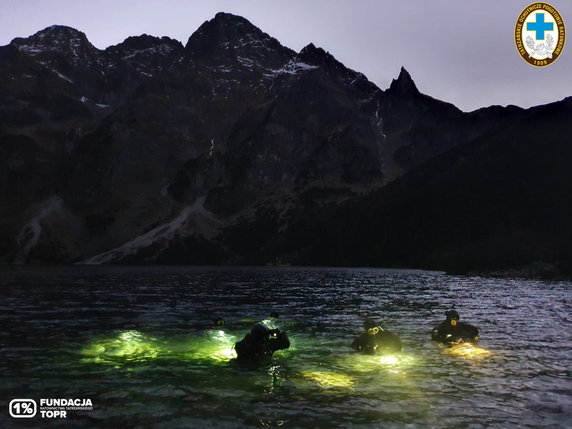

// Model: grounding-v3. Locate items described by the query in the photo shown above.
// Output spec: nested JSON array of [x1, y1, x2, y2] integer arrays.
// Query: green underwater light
[[81, 329, 242, 365], [174, 329, 239, 363], [300, 371, 357, 388], [336, 352, 416, 374], [206, 329, 238, 361], [378, 355, 399, 365], [80, 330, 162, 364], [443, 343, 492, 359]]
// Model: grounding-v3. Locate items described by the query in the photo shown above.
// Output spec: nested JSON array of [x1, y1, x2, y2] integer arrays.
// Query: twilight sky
[[1, 0, 570, 111]]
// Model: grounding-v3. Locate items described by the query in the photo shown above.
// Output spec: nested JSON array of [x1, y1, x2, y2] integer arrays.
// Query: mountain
[[0, 13, 570, 276], [259, 97, 572, 275]]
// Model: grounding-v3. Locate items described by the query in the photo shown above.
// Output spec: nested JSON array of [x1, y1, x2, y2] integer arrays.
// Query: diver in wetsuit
[[351, 319, 402, 354], [234, 321, 290, 360], [431, 310, 479, 344]]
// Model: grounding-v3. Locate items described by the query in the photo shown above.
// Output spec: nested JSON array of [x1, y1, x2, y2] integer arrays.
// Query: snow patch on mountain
[[17, 37, 83, 60], [237, 56, 254, 68], [121, 43, 178, 61], [36, 61, 74, 83], [373, 99, 386, 138], [272, 60, 318, 76]]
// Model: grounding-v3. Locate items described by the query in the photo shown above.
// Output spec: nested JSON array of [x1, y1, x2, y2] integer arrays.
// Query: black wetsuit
[[352, 330, 402, 354], [234, 324, 290, 359], [431, 321, 479, 344]]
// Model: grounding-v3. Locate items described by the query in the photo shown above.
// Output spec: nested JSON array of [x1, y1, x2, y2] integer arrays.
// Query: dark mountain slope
[[269, 97, 572, 274], [0, 12, 568, 272]]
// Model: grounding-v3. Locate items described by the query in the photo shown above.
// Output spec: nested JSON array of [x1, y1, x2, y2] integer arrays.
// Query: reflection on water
[[299, 371, 356, 388], [1, 266, 571, 428], [81, 330, 161, 364], [442, 343, 493, 359], [81, 329, 239, 366]]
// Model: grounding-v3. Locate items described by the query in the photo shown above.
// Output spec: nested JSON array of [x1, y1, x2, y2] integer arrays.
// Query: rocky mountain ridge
[[1, 12, 570, 274]]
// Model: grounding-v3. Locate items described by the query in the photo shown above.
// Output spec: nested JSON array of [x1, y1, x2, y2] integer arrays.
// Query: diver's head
[[445, 310, 460, 325], [364, 319, 383, 335], [270, 311, 279, 319], [364, 319, 377, 331], [214, 317, 225, 326], [251, 324, 269, 339]]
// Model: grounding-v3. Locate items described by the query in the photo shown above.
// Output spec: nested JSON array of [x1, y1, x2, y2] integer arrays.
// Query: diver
[[431, 310, 479, 344], [351, 318, 402, 354], [234, 319, 290, 360], [262, 312, 280, 330]]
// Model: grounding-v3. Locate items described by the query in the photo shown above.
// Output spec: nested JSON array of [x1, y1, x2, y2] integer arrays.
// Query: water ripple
[[1, 266, 571, 428]]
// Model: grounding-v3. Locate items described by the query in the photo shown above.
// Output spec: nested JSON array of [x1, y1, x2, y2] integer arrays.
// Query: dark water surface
[[1, 266, 571, 428]]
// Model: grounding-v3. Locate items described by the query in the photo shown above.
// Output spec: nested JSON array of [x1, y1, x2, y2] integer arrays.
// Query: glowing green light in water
[[444, 343, 492, 359], [206, 329, 238, 361], [335, 352, 416, 374], [172, 329, 240, 363], [378, 355, 399, 365], [80, 328, 297, 367], [300, 371, 356, 388], [80, 330, 161, 364], [80, 329, 242, 365], [201, 329, 238, 361]]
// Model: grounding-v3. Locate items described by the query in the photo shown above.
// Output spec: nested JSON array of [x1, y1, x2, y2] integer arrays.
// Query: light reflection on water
[[0, 266, 571, 428]]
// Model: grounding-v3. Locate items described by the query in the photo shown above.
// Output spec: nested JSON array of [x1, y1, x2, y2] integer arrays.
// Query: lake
[[1, 266, 571, 428]]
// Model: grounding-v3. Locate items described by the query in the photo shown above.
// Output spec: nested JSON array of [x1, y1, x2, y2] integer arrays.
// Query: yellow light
[[444, 343, 492, 359], [80, 330, 162, 364], [335, 352, 416, 374], [80, 330, 241, 365], [212, 346, 237, 361], [211, 330, 227, 340], [378, 355, 399, 365], [80, 344, 106, 357], [300, 371, 356, 388], [119, 330, 140, 341], [180, 331, 239, 363]]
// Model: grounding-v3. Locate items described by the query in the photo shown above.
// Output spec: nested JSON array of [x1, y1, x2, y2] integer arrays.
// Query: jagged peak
[[212, 11, 254, 26], [297, 43, 353, 75], [186, 12, 272, 51], [10, 25, 98, 57], [298, 43, 337, 65], [190, 11, 260, 37], [296, 43, 376, 90], [388, 67, 419, 94], [184, 12, 294, 67], [299, 43, 319, 54], [13, 25, 90, 44], [36, 25, 86, 37], [106, 34, 183, 53]]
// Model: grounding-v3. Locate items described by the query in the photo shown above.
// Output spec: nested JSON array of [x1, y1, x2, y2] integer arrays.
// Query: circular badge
[[515, 2, 566, 66]]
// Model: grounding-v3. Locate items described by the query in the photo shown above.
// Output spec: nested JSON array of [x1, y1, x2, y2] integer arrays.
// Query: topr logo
[[515, 2, 566, 66], [9, 397, 94, 419]]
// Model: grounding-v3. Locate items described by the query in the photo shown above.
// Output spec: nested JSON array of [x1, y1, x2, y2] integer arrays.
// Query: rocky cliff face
[[274, 97, 572, 275], [1, 12, 568, 271]]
